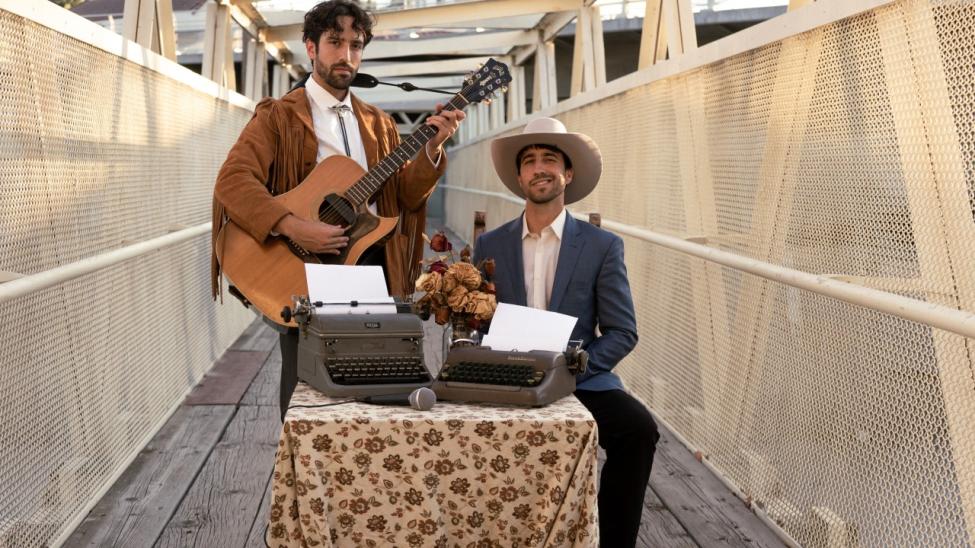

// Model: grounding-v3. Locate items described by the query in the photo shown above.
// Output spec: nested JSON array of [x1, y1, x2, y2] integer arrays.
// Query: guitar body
[[218, 155, 398, 326]]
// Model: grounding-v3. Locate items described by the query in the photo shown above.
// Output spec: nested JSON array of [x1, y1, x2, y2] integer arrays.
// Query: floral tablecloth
[[266, 383, 599, 548]]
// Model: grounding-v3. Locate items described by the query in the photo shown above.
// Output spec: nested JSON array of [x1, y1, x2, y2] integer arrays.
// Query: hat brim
[[490, 131, 601, 205]]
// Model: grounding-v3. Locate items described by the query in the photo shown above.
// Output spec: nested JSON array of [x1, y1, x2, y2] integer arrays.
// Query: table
[[266, 383, 599, 547]]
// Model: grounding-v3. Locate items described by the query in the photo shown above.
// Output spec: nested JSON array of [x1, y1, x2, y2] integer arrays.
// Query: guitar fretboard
[[343, 94, 470, 207]]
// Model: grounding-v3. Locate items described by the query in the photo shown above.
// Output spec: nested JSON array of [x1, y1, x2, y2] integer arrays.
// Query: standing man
[[473, 118, 659, 547], [210, 0, 464, 419]]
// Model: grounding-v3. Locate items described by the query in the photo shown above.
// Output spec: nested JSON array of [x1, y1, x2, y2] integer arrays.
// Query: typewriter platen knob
[[564, 346, 589, 375]]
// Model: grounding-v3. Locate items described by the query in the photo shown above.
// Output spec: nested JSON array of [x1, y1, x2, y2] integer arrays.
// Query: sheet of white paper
[[315, 303, 398, 315], [480, 303, 578, 352], [304, 265, 394, 315]]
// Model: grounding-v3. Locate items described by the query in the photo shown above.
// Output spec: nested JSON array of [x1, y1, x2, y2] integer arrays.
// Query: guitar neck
[[345, 94, 470, 207]]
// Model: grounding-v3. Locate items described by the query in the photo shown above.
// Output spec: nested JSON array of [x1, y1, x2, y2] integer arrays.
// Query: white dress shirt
[[304, 76, 377, 215], [522, 208, 567, 310]]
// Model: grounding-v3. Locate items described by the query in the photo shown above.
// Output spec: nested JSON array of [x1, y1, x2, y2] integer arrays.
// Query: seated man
[[473, 117, 659, 548]]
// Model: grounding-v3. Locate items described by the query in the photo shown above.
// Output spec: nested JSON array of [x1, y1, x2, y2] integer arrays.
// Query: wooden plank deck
[[67, 223, 787, 548], [67, 317, 787, 548]]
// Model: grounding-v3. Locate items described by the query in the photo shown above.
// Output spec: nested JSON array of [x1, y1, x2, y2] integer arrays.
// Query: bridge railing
[[0, 2, 255, 545], [442, 1, 975, 545]]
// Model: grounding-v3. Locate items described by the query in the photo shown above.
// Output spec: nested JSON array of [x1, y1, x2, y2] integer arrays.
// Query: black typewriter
[[287, 297, 432, 398], [432, 344, 588, 407]]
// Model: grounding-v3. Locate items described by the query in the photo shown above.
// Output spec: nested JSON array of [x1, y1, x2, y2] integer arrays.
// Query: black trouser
[[574, 388, 660, 548], [278, 245, 388, 421]]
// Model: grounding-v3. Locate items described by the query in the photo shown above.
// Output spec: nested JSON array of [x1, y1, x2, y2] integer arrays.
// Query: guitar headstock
[[460, 58, 512, 104]]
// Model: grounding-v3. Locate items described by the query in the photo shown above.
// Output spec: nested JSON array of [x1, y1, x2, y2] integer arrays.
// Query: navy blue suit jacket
[[474, 213, 638, 391]]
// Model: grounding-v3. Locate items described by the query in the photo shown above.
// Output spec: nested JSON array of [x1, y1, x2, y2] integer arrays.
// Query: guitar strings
[[312, 67, 502, 239]]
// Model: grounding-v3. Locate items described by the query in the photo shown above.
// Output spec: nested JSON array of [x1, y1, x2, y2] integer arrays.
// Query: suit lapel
[[549, 214, 584, 312], [505, 217, 528, 307]]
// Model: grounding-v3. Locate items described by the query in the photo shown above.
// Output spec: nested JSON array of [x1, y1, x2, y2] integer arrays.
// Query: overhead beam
[[638, 0, 667, 69], [569, 6, 595, 96], [202, 1, 236, 90], [512, 10, 578, 65], [156, 0, 176, 60], [267, 0, 585, 42], [229, 0, 303, 80], [123, 0, 176, 59], [532, 36, 556, 112], [364, 30, 535, 60], [243, 37, 267, 100], [663, 0, 698, 56]]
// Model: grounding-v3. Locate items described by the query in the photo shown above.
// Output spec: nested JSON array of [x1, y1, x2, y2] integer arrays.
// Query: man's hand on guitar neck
[[424, 104, 466, 161], [273, 214, 349, 255]]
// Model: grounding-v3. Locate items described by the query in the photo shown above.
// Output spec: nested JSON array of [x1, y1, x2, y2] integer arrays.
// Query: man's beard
[[526, 175, 564, 204], [317, 62, 355, 90]]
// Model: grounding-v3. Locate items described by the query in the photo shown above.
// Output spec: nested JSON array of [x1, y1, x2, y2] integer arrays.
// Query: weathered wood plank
[[596, 445, 698, 547], [239, 341, 282, 407], [230, 318, 278, 352], [649, 426, 786, 548], [244, 472, 274, 548], [66, 406, 235, 548], [184, 350, 271, 406], [154, 405, 280, 548], [640, 488, 699, 547]]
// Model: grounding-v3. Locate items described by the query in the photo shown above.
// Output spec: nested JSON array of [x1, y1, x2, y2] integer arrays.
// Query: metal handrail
[[438, 184, 975, 340], [0, 223, 211, 305]]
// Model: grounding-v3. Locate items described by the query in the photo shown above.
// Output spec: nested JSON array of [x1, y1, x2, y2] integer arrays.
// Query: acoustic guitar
[[217, 59, 512, 326]]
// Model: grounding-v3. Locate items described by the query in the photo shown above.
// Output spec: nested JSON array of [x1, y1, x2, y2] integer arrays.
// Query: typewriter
[[432, 344, 588, 407], [287, 297, 432, 398]]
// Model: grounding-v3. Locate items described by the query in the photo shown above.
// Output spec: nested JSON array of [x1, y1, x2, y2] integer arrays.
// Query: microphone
[[351, 72, 379, 88], [361, 387, 437, 411], [351, 72, 456, 95]]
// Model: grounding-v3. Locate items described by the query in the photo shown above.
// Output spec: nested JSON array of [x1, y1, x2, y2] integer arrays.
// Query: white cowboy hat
[[490, 117, 601, 204]]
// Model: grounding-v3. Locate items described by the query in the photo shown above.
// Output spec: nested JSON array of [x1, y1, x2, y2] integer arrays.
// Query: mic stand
[[375, 81, 456, 95]]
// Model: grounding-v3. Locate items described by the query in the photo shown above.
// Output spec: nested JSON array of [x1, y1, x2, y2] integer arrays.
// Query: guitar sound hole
[[320, 194, 358, 227]]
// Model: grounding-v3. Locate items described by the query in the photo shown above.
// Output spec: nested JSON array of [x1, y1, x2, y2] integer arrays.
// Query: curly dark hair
[[302, 0, 375, 47]]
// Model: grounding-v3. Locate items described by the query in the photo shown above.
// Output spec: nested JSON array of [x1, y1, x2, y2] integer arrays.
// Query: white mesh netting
[[0, 9, 254, 546], [445, 1, 975, 545]]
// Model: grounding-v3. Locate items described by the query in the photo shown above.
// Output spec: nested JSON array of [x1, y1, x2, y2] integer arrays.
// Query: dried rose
[[414, 301, 431, 321], [445, 262, 482, 291], [415, 271, 443, 294], [430, 292, 447, 308], [465, 291, 497, 320], [442, 272, 458, 294], [430, 231, 453, 252], [459, 245, 472, 263], [447, 285, 469, 312], [481, 258, 496, 279], [429, 260, 448, 274], [434, 306, 450, 325]]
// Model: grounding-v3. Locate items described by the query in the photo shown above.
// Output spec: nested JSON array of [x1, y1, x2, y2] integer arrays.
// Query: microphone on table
[[361, 387, 437, 411]]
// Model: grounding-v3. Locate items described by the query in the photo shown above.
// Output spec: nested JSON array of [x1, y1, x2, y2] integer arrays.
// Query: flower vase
[[446, 316, 478, 349]]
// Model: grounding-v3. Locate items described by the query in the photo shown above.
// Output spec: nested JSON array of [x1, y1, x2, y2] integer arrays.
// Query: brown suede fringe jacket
[[210, 87, 445, 302]]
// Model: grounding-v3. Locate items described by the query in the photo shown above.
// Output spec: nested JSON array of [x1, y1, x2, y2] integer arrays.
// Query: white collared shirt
[[304, 77, 376, 214], [522, 208, 567, 310]]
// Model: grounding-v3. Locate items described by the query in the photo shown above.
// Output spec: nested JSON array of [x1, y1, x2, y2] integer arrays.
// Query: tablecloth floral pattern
[[266, 383, 599, 547]]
